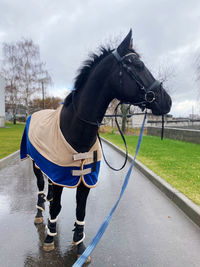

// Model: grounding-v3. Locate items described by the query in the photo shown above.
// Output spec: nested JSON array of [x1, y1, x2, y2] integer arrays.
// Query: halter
[[112, 50, 161, 108], [112, 50, 165, 140]]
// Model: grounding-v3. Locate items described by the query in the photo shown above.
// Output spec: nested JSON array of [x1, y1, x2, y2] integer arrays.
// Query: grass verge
[[1, 123, 200, 206], [0, 122, 25, 159], [101, 133, 200, 206]]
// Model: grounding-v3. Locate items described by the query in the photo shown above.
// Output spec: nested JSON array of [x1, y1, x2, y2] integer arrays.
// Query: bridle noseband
[[112, 50, 161, 109]]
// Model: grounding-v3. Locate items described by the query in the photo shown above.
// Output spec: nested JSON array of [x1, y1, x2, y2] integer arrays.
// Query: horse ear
[[117, 29, 133, 56]]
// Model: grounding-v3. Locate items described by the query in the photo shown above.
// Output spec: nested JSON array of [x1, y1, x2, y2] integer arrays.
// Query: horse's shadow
[[24, 223, 88, 267]]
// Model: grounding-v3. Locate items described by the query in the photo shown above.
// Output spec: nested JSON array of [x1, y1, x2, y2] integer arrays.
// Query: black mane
[[64, 45, 139, 107], [64, 46, 113, 107], [74, 46, 114, 91], [73, 45, 139, 92]]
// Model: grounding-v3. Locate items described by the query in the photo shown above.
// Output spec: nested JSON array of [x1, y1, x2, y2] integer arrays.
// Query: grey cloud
[[0, 0, 200, 116]]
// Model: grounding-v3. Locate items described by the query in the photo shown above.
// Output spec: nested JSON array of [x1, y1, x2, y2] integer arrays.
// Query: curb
[[0, 150, 20, 170], [101, 137, 200, 228]]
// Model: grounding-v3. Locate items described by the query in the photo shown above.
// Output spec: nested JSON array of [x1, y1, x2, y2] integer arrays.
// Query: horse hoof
[[77, 255, 91, 263], [34, 217, 43, 224], [43, 242, 55, 252]]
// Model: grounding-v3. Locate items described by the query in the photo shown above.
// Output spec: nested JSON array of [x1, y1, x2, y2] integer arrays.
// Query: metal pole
[[42, 81, 45, 109], [192, 105, 194, 125]]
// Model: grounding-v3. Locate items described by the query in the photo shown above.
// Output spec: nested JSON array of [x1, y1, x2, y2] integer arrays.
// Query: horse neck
[[60, 82, 114, 153]]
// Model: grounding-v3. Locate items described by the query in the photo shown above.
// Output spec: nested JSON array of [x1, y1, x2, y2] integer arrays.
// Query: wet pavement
[[1, 141, 200, 267]]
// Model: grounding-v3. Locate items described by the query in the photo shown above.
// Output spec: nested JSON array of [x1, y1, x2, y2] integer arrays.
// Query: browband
[[112, 50, 137, 62]]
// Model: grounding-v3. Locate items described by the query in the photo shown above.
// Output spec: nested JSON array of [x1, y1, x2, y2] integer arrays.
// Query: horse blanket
[[20, 105, 102, 188]]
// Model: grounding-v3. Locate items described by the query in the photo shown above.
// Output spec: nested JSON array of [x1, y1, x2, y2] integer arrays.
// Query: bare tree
[[1, 43, 21, 123], [1, 38, 52, 122], [106, 99, 130, 133], [156, 61, 176, 94], [16, 39, 52, 118], [120, 103, 130, 133]]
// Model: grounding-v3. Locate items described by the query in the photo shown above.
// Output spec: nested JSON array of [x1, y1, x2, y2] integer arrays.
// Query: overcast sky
[[0, 0, 200, 117]]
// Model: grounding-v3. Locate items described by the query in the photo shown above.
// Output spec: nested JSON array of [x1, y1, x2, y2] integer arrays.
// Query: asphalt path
[[0, 141, 200, 267]]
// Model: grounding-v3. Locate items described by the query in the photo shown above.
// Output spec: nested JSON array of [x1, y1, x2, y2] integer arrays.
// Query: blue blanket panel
[[20, 116, 100, 187]]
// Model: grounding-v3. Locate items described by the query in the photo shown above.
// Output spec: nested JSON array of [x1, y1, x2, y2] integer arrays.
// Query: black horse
[[20, 30, 171, 262]]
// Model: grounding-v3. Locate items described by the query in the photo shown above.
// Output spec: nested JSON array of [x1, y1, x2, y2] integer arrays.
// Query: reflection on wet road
[[1, 142, 200, 267]]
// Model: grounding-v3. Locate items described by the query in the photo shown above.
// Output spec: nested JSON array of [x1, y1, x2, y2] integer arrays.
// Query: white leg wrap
[[45, 225, 57, 236], [75, 219, 85, 226], [73, 232, 85, 245], [49, 216, 58, 223], [38, 191, 45, 195], [36, 205, 45, 211]]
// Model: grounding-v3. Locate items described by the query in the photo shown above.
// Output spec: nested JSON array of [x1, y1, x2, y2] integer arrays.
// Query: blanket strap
[[73, 152, 93, 161], [72, 168, 92, 176], [73, 150, 98, 174]]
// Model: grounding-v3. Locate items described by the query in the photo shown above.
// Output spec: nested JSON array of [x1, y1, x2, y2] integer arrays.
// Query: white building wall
[[131, 114, 146, 127], [0, 76, 5, 127]]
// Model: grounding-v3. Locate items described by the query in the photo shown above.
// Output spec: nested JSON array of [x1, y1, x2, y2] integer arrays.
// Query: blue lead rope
[[72, 113, 147, 267]]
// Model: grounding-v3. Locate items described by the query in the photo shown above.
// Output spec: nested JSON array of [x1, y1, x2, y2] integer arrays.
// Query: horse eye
[[133, 60, 144, 70], [124, 58, 132, 64], [131, 54, 138, 60]]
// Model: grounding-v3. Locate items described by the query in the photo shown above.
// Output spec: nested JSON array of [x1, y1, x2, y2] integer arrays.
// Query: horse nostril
[[169, 97, 172, 107], [166, 97, 172, 112]]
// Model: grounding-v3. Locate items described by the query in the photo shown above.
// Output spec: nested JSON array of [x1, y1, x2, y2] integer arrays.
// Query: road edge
[[101, 137, 200, 228], [2, 141, 200, 228], [0, 150, 20, 170]]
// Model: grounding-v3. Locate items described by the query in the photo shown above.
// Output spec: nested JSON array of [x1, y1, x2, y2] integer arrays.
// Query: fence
[[147, 126, 200, 144]]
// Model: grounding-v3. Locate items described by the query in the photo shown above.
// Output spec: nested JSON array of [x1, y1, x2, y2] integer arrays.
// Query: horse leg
[[33, 162, 46, 224], [46, 179, 54, 202], [73, 182, 91, 263], [43, 184, 63, 252]]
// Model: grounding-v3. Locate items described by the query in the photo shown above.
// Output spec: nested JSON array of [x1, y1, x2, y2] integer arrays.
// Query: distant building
[[0, 76, 5, 127], [189, 114, 200, 120]]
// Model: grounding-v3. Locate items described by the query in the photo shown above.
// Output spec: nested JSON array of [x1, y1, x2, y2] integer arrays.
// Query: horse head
[[110, 29, 172, 116]]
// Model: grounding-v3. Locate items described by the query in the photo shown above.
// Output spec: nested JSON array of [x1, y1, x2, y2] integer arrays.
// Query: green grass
[[101, 133, 200, 206], [0, 122, 25, 159], [1, 122, 200, 206]]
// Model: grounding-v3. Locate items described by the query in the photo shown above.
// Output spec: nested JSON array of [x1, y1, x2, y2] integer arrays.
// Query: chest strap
[[72, 150, 98, 175], [73, 152, 93, 161], [72, 168, 92, 176]]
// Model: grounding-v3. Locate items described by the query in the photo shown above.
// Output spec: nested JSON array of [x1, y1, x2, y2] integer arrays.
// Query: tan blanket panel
[[28, 105, 101, 167]]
